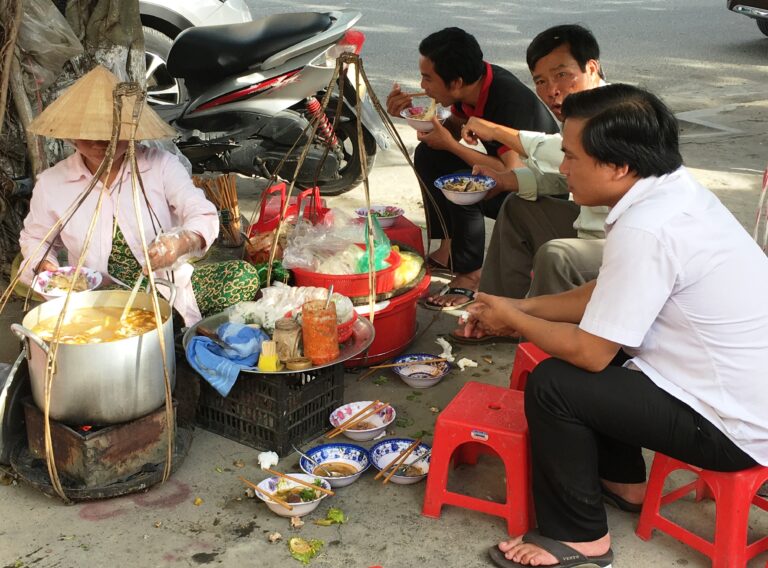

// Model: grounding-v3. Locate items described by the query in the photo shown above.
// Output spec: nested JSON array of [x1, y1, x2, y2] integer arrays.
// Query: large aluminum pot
[[10, 281, 176, 425]]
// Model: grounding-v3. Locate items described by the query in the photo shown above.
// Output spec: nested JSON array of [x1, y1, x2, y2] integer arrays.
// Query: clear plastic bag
[[17, 0, 83, 93], [281, 219, 357, 271]]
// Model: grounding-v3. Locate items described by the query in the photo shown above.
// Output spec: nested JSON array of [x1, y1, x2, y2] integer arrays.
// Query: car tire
[[143, 26, 187, 106], [757, 19, 768, 37]]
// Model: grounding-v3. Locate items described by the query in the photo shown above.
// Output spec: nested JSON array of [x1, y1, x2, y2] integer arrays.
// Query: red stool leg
[[509, 343, 551, 390], [422, 427, 458, 519], [709, 473, 749, 568], [636, 453, 673, 540]]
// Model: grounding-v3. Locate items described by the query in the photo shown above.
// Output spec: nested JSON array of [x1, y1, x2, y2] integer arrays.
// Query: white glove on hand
[[145, 228, 203, 272]]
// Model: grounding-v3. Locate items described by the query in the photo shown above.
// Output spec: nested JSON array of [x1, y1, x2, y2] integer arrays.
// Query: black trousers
[[414, 143, 507, 274], [525, 357, 757, 542]]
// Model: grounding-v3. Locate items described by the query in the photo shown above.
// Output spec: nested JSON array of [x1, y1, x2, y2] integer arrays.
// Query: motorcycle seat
[[167, 12, 333, 81]]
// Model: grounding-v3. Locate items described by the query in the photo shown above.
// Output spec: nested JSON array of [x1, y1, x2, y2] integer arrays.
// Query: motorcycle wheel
[[143, 26, 187, 106], [317, 118, 377, 196]]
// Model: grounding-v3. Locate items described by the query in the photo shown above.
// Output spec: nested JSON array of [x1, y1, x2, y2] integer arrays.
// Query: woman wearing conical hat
[[18, 66, 260, 325]]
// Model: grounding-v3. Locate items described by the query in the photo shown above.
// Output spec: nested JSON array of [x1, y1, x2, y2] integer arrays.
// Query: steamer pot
[[10, 282, 176, 425]]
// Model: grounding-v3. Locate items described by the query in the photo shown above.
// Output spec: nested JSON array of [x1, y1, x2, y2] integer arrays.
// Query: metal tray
[[182, 312, 375, 375]]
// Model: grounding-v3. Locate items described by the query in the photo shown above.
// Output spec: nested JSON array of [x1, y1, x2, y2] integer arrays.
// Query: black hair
[[527, 24, 605, 79], [561, 83, 682, 178], [419, 27, 485, 86]]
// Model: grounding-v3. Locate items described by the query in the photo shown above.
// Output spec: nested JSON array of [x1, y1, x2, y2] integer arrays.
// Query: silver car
[[139, 0, 252, 105]]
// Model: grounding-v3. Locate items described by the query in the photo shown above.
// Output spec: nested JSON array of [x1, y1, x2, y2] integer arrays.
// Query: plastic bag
[[17, 0, 83, 93], [356, 215, 392, 273], [281, 219, 357, 271]]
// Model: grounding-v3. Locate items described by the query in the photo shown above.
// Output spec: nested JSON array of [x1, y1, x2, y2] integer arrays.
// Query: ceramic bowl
[[392, 353, 451, 389], [434, 174, 496, 205], [329, 401, 396, 442], [400, 104, 451, 132], [354, 205, 405, 228], [31, 266, 102, 300], [255, 473, 332, 517], [369, 438, 431, 485], [298, 442, 370, 488]]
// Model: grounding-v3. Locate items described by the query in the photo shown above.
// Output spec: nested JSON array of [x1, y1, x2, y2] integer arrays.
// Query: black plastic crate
[[195, 363, 344, 456]]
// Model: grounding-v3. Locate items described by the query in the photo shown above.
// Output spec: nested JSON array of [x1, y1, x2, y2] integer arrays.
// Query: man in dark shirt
[[387, 27, 559, 309]]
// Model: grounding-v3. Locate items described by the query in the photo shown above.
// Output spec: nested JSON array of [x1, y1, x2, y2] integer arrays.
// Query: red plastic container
[[248, 183, 331, 236], [291, 248, 402, 297], [344, 272, 431, 367]]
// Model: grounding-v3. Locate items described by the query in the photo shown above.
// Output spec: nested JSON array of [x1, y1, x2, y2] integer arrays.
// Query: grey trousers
[[479, 195, 579, 298], [479, 194, 606, 298]]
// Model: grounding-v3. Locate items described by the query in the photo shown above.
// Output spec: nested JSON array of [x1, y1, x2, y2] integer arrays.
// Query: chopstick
[[327, 402, 390, 439], [263, 469, 335, 496], [120, 273, 144, 322], [238, 476, 293, 511], [369, 358, 448, 370], [405, 91, 427, 98], [326, 400, 380, 438], [375, 438, 422, 484]]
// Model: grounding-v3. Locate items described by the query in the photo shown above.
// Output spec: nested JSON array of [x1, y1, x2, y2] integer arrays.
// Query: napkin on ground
[[186, 323, 268, 397]]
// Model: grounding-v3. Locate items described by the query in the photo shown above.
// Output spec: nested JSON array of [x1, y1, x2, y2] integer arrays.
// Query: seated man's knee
[[524, 358, 571, 413], [533, 240, 576, 274]]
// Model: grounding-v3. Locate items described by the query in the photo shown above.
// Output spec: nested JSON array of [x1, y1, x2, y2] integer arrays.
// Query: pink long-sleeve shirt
[[19, 145, 218, 325]]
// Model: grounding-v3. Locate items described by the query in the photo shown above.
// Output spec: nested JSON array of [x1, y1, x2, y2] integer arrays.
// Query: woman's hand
[[36, 260, 59, 274], [145, 229, 204, 273]]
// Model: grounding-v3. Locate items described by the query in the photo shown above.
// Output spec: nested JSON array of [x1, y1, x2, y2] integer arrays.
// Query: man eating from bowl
[[451, 24, 609, 343], [386, 27, 558, 310], [469, 83, 768, 568]]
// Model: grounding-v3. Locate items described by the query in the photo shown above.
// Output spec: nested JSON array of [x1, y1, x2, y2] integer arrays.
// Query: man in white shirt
[[468, 84, 768, 568]]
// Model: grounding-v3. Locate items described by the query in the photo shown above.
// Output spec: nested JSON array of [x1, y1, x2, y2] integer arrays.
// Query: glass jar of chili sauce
[[301, 299, 339, 365]]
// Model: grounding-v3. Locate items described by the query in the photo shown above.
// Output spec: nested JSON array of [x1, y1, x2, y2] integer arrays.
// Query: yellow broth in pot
[[32, 307, 165, 344]]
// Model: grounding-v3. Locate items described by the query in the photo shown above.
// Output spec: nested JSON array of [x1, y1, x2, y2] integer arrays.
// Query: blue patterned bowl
[[369, 438, 431, 485], [298, 443, 370, 488], [392, 353, 451, 389], [434, 174, 496, 205]]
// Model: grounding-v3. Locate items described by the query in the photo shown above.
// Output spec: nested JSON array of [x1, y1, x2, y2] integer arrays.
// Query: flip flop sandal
[[488, 530, 614, 568], [601, 486, 643, 513], [421, 286, 475, 311], [447, 331, 519, 345], [426, 256, 453, 274]]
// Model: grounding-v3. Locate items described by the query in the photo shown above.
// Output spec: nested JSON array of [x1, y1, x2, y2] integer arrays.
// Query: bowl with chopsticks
[[255, 473, 332, 517], [328, 401, 396, 442], [391, 353, 451, 389], [370, 438, 431, 485], [434, 174, 496, 205], [298, 442, 370, 488]]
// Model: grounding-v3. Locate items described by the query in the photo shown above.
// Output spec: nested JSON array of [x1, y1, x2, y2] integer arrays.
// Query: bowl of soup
[[255, 473, 331, 517], [369, 438, 431, 485], [434, 174, 496, 205], [298, 443, 370, 488], [328, 401, 396, 442]]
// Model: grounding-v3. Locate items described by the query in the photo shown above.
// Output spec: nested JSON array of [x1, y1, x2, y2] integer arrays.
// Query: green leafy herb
[[372, 376, 388, 385], [289, 537, 323, 564], [298, 488, 317, 502], [314, 507, 346, 526], [395, 417, 414, 428]]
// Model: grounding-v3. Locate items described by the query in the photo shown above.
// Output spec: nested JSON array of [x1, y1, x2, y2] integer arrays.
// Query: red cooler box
[[344, 273, 431, 367]]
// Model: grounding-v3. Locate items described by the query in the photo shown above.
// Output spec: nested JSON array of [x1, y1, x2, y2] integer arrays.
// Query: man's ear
[[449, 78, 464, 92], [586, 59, 601, 79], [611, 163, 632, 180]]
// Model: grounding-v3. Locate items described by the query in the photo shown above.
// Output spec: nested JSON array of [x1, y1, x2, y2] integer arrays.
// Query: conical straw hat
[[28, 66, 176, 141]]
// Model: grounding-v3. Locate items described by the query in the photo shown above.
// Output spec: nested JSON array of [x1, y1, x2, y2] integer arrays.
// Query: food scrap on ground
[[314, 507, 346, 526], [268, 532, 283, 543], [257, 451, 280, 470], [288, 537, 323, 565], [457, 358, 478, 371]]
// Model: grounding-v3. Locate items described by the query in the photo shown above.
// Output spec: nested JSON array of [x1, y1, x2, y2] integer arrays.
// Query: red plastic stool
[[422, 382, 531, 535], [636, 453, 768, 567], [509, 342, 551, 390]]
